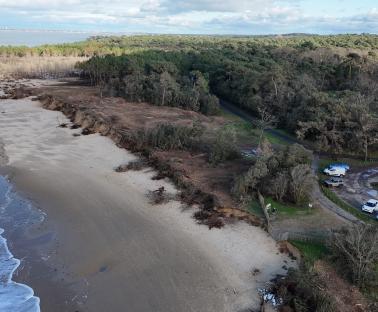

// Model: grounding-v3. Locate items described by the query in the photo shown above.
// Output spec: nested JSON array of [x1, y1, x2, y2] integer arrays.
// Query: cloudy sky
[[0, 0, 377, 34]]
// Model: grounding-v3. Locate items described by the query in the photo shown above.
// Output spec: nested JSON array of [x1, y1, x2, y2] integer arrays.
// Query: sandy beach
[[0, 91, 293, 311]]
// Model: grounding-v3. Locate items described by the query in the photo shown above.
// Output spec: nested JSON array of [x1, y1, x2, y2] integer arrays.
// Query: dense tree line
[[71, 35, 378, 156], [76, 54, 221, 115], [2, 34, 378, 57], [3, 34, 378, 156]]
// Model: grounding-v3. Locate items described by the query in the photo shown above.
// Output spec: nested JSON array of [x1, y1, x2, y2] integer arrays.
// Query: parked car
[[323, 166, 346, 177], [323, 177, 344, 187], [361, 199, 378, 213], [329, 163, 350, 171]]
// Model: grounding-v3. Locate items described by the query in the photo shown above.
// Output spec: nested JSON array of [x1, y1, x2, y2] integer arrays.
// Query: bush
[[135, 122, 204, 151], [330, 224, 378, 289], [208, 127, 240, 165]]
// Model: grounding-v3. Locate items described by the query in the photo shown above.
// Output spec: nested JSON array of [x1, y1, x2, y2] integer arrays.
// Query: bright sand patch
[[0, 94, 293, 311]]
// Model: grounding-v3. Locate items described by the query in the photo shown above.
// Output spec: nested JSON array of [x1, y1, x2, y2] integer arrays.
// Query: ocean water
[[0, 30, 90, 47], [0, 176, 42, 312]]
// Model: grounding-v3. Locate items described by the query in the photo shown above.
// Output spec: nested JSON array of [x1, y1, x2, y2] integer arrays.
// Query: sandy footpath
[[0, 91, 293, 311]]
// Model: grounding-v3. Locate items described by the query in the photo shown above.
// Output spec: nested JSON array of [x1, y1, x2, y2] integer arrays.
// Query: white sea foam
[[0, 176, 40, 312]]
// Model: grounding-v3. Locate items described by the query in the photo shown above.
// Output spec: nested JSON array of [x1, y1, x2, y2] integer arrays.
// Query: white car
[[361, 199, 378, 213], [323, 166, 346, 177]]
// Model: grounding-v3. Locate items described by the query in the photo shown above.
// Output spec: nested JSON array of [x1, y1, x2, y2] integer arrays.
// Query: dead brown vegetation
[[0, 56, 85, 79]]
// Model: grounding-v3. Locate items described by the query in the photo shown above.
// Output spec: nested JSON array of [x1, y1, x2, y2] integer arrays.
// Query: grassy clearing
[[221, 120, 260, 148], [320, 185, 373, 222], [220, 108, 294, 147], [219, 108, 243, 122], [247, 200, 264, 218], [264, 131, 290, 146], [265, 197, 313, 217], [290, 240, 328, 263], [265, 129, 297, 146], [222, 119, 292, 148]]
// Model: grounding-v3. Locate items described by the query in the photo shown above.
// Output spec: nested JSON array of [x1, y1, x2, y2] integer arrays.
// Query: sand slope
[[0, 95, 293, 312]]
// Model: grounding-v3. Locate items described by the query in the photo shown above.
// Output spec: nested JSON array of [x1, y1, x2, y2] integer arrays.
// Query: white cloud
[[0, 0, 377, 34]]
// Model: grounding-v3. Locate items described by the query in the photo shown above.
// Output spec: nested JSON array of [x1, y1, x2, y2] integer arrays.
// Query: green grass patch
[[222, 120, 259, 145], [264, 131, 291, 146], [220, 108, 294, 147], [320, 185, 373, 222], [265, 197, 313, 217], [219, 108, 244, 122], [290, 240, 328, 263], [247, 200, 264, 218]]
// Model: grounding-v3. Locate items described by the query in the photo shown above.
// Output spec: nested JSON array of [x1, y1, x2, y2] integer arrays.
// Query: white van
[[323, 166, 346, 177]]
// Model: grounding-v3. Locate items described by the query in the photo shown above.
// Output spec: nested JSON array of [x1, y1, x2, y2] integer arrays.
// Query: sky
[[0, 0, 377, 35]]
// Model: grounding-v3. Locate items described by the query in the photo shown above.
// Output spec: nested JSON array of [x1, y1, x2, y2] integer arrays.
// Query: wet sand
[[0, 93, 293, 311]]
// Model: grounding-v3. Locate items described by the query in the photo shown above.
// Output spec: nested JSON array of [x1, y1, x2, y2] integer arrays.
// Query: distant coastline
[[0, 29, 92, 47]]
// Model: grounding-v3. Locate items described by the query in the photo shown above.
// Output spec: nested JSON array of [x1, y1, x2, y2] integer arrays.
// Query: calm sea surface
[[0, 30, 90, 46]]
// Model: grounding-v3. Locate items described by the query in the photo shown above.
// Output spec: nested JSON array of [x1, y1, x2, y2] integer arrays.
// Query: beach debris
[[205, 215, 225, 229], [81, 128, 94, 135], [152, 172, 166, 180], [73, 133, 81, 137], [151, 186, 166, 204], [58, 123, 68, 128], [251, 268, 261, 276], [114, 159, 147, 172], [148, 186, 175, 205], [193, 210, 225, 229], [258, 287, 282, 306], [70, 124, 80, 129]]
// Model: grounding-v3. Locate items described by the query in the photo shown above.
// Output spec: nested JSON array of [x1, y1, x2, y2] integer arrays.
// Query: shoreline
[[0, 172, 80, 311], [0, 82, 294, 311]]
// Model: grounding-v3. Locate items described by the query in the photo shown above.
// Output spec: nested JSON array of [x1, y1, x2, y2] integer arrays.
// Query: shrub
[[208, 127, 240, 165], [330, 224, 378, 289], [135, 122, 204, 151]]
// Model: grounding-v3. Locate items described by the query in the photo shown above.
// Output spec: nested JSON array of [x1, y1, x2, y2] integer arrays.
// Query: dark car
[[323, 177, 344, 188]]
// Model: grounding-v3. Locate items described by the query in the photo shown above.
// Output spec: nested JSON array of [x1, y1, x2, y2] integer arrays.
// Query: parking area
[[331, 167, 378, 220]]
